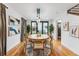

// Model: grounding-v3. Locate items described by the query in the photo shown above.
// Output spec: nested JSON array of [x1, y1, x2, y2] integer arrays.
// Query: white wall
[[53, 20, 57, 40], [5, 4, 22, 52], [55, 11, 79, 55], [8, 3, 76, 20]]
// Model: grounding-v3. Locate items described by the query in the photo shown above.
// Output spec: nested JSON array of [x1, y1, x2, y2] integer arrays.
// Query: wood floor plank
[[49, 40, 78, 56]]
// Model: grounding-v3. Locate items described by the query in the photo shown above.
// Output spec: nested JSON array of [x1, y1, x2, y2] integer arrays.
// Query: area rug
[[27, 47, 51, 56]]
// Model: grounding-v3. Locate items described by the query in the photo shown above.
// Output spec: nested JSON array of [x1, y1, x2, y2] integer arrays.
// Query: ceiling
[[6, 3, 77, 20]]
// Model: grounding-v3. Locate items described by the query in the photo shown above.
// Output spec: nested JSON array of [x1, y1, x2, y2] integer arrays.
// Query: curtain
[[0, 3, 7, 56]]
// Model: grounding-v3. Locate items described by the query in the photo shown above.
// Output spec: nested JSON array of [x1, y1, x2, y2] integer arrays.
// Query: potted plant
[[49, 24, 54, 35], [48, 24, 54, 38], [26, 25, 31, 34], [49, 24, 54, 53], [37, 30, 41, 37], [25, 25, 31, 38]]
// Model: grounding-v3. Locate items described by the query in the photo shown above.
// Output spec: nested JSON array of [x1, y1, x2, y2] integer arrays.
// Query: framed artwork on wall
[[8, 16, 21, 36], [70, 25, 79, 38], [63, 21, 69, 31]]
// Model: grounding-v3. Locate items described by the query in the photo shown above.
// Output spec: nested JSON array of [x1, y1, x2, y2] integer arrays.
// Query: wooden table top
[[28, 34, 49, 40]]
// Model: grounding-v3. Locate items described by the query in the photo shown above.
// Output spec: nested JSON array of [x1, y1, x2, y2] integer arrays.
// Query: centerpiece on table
[[37, 30, 41, 37]]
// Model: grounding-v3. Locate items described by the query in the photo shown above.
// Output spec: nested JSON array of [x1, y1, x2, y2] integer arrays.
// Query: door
[[31, 21, 49, 34], [40, 21, 49, 34], [31, 21, 38, 34], [57, 22, 61, 40], [38, 21, 49, 34], [42, 21, 49, 34], [38, 22, 42, 34]]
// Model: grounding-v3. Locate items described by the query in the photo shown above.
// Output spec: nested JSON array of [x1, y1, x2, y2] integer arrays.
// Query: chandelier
[[37, 8, 40, 23]]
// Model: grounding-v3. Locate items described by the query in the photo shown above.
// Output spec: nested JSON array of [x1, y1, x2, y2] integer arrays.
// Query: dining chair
[[26, 38, 33, 56], [45, 34, 53, 55], [32, 39, 45, 56]]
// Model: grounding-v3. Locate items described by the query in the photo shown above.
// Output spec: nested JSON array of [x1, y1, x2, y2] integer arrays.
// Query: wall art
[[63, 21, 69, 31], [8, 16, 21, 36]]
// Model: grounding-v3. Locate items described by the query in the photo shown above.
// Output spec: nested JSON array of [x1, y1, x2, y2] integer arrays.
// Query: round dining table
[[28, 34, 49, 40], [28, 34, 49, 56]]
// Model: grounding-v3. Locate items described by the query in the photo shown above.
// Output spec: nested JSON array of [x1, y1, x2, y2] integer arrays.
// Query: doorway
[[31, 21, 38, 34], [41, 21, 49, 34], [57, 22, 61, 40], [21, 18, 27, 42]]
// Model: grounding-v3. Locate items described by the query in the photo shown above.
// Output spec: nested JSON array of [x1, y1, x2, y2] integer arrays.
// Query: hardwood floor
[[6, 39, 78, 56], [49, 40, 78, 56], [6, 40, 26, 56]]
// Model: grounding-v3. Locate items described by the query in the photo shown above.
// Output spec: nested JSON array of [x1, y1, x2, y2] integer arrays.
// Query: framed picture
[[8, 16, 21, 36], [63, 21, 69, 31], [70, 25, 79, 38]]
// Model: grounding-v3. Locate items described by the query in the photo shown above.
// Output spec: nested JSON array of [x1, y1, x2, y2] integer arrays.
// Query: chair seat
[[33, 43, 44, 49], [27, 44, 32, 55], [27, 44, 32, 49], [45, 44, 51, 48]]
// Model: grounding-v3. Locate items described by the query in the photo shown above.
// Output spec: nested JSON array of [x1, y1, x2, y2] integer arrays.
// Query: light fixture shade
[[57, 19, 62, 23], [36, 16, 40, 23], [37, 8, 40, 14], [36, 8, 40, 23]]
